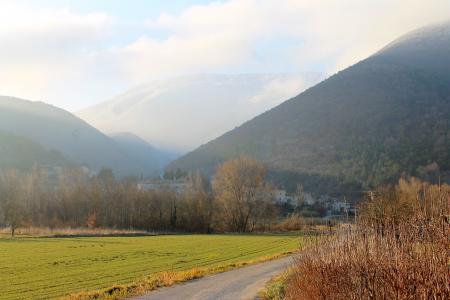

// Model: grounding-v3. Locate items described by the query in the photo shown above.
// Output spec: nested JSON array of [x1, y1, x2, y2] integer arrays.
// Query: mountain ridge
[[0, 129, 71, 171], [0, 96, 165, 176], [168, 22, 450, 192], [77, 73, 325, 151], [110, 132, 177, 174]]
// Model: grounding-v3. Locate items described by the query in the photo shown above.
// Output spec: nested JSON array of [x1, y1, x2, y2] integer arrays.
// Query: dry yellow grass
[[0, 227, 147, 237], [258, 271, 291, 300], [285, 178, 450, 300]]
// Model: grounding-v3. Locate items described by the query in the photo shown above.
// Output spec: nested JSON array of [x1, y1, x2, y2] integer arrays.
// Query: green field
[[0, 234, 301, 299]]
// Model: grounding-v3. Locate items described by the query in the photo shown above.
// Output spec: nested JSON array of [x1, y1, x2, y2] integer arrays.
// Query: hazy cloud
[[129, 0, 450, 76], [0, 0, 449, 110], [0, 2, 114, 109]]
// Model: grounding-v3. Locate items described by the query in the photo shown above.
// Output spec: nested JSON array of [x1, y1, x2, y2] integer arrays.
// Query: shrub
[[285, 178, 450, 299], [277, 214, 304, 231]]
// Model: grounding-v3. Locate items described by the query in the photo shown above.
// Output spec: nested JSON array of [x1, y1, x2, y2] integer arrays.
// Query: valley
[[0, 3, 449, 300]]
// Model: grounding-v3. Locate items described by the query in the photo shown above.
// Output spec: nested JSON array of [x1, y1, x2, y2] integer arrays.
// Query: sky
[[0, 0, 449, 111]]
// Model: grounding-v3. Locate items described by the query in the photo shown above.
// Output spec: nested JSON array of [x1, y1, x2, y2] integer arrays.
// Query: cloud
[[116, 0, 300, 80], [0, 2, 114, 109], [109, 0, 450, 83], [0, 0, 450, 110], [248, 75, 316, 105], [284, 0, 450, 72]]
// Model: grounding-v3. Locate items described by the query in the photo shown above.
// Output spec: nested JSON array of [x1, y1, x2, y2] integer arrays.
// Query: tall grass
[[285, 178, 449, 299]]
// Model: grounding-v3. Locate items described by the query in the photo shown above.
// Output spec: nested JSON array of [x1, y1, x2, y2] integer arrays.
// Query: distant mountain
[[77, 73, 324, 151], [0, 130, 70, 171], [0, 96, 164, 176], [110, 132, 177, 175], [169, 22, 450, 192]]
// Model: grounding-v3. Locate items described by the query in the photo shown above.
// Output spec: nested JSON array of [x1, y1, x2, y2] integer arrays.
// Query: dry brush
[[285, 178, 450, 300]]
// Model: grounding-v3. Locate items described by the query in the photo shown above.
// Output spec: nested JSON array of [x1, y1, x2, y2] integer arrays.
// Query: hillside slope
[[0, 130, 70, 171], [169, 22, 450, 191], [0, 96, 161, 176], [110, 132, 176, 174], [77, 73, 324, 151]]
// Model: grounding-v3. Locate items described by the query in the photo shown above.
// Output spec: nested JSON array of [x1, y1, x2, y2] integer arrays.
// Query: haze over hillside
[[109, 132, 177, 173], [169, 22, 450, 192], [77, 73, 324, 151], [0, 96, 169, 176], [0, 130, 71, 171]]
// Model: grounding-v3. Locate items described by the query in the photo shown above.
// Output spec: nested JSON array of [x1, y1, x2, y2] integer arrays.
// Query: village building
[[137, 179, 188, 195]]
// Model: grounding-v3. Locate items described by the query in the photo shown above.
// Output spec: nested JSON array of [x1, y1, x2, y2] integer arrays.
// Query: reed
[[285, 178, 449, 299]]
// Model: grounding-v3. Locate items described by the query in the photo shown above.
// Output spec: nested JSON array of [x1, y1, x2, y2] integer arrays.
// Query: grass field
[[0, 234, 301, 299]]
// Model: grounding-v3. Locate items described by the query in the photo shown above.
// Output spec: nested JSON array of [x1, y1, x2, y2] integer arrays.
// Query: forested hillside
[[0, 130, 70, 170], [169, 22, 450, 192], [0, 96, 163, 176], [110, 132, 176, 174]]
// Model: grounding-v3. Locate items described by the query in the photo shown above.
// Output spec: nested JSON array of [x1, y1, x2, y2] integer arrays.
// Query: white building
[[273, 189, 287, 203], [273, 189, 298, 206], [330, 201, 351, 213], [137, 180, 188, 195], [303, 193, 316, 205]]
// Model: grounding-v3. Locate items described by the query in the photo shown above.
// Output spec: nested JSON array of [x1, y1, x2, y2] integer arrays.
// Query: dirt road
[[132, 256, 293, 300]]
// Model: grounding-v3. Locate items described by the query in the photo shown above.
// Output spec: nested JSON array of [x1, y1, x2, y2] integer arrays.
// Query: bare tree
[[213, 156, 267, 232], [181, 170, 214, 232], [0, 170, 25, 237], [0, 163, 281, 233]]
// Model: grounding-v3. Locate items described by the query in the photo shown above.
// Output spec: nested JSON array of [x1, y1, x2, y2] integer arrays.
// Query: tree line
[[0, 156, 281, 236]]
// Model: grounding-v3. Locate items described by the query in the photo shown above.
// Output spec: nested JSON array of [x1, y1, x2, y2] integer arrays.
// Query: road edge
[[61, 251, 295, 300]]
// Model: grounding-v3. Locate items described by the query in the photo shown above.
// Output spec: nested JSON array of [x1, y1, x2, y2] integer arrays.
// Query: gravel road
[[132, 256, 293, 300]]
